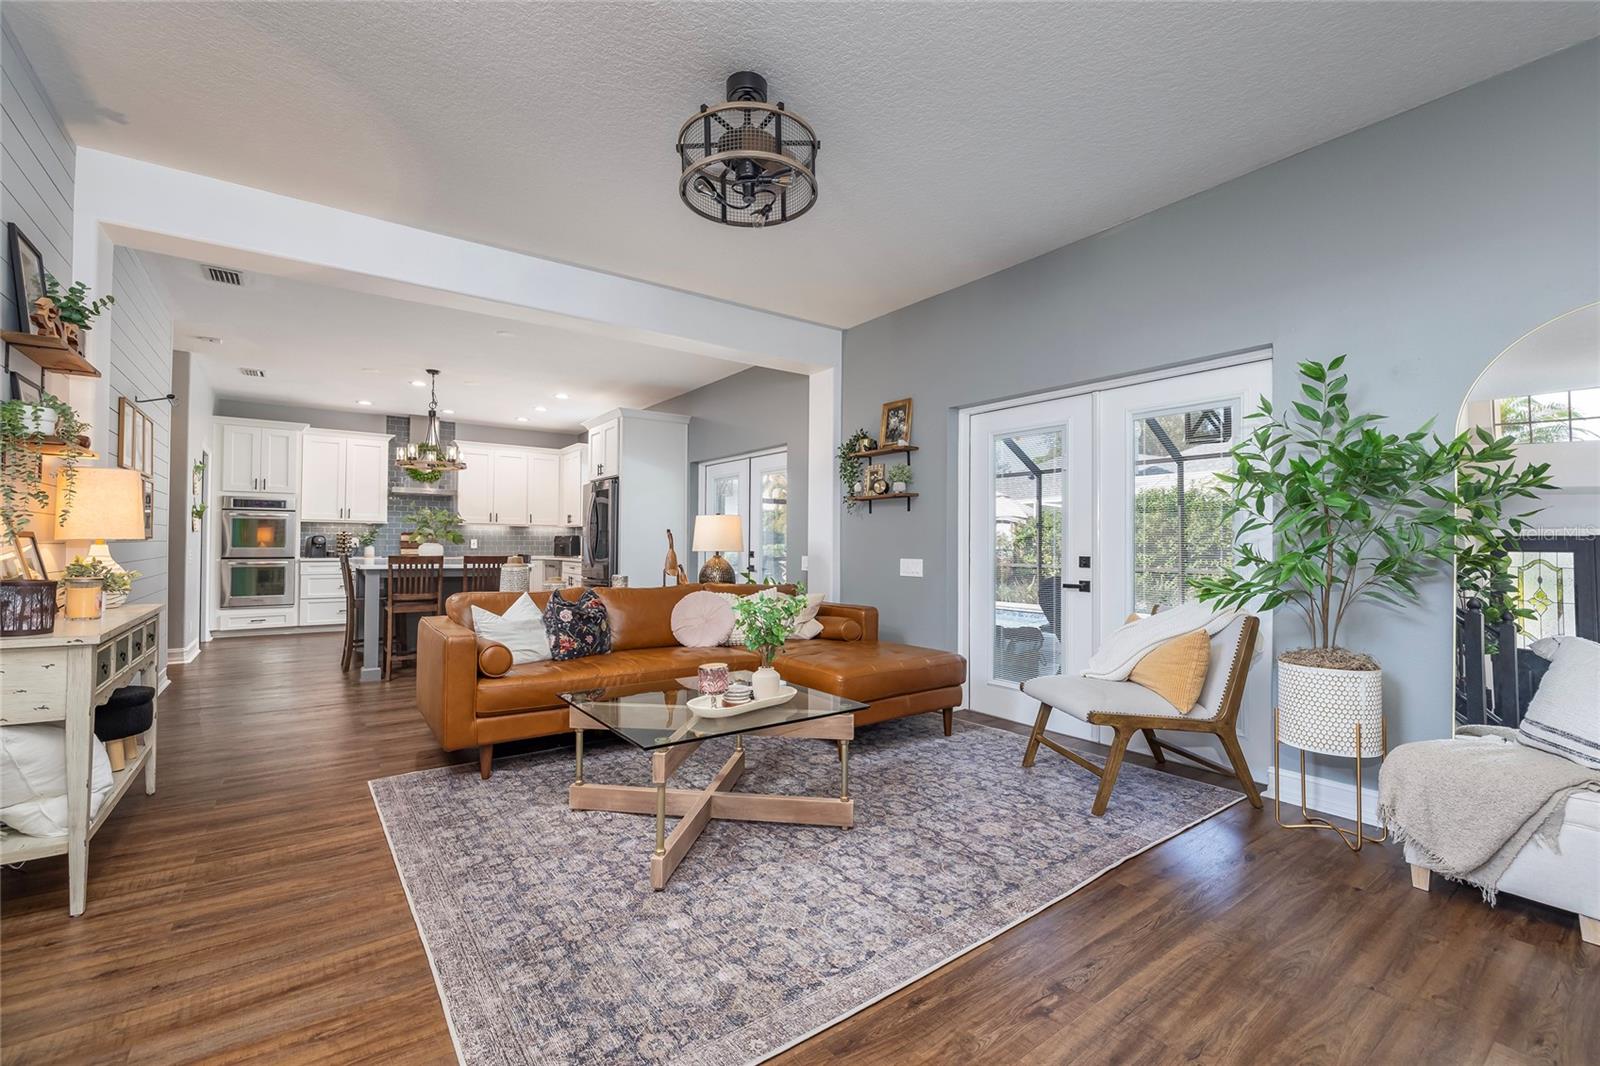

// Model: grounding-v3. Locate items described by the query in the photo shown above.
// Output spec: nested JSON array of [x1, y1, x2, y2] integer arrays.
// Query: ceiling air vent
[[204, 265, 244, 286], [238, 367, 266, 378]]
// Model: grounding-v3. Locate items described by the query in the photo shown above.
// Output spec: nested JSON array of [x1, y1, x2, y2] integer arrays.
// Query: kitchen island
[[350, 556, 577, 682]]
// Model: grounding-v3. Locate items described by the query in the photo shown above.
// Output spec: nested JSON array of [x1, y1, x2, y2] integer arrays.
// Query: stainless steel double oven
[[220, 494, 298, 608]]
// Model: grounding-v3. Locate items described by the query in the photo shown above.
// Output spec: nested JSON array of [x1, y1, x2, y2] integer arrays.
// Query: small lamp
[[52, 467, 145, 618], [693, 514, 743, 584]]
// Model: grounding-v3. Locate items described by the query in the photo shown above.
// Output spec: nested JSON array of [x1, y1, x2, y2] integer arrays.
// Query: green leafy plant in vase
[[0, 393, 89, 537], [43, 274, 115, 351], [1191, 355, 1553, 768], [61, 555, 140, 616], [731, 585, 808, 700], [409, 507, 464, 555], [887, 462, 913, 494]]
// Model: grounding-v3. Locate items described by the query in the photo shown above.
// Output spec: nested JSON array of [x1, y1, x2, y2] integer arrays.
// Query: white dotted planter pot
[[1276, 660, 1385, 758]]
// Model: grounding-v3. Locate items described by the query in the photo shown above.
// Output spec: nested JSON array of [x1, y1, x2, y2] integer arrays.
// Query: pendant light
[[395, 369, 466, 473]]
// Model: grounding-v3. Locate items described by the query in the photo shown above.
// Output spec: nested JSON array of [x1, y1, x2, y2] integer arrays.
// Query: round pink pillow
[[671, 590, 735, 647]]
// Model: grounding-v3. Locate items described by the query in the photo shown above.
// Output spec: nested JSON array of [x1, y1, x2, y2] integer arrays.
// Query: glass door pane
[[991, 428, 1063, 684], [700, 458, 746, 577], [1130, 403, 1240, 613], [751, 451, 788, 583]]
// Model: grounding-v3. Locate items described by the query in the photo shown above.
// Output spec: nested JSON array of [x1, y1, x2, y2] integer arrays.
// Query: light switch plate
[[469, 538, 479, 549], [900, 558, 923, 577], [801, 555, 810, 571]]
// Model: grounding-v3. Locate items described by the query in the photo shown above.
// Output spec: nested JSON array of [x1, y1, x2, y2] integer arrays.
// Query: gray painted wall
[[650, 366, 809, 580], [841, 41, 1600, 755], [1, 24, 71, 361]]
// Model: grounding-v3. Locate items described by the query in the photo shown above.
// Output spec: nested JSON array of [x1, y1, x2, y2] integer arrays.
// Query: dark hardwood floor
[[2, 633, 1594, 1064]]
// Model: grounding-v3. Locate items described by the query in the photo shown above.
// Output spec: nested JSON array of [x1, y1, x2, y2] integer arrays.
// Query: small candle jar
[[698, 662, 730, 701], [62, 577, 105, 620]]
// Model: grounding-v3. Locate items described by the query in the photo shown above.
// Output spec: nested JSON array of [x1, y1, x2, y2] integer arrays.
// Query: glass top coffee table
[[560, 675, 869, 890]]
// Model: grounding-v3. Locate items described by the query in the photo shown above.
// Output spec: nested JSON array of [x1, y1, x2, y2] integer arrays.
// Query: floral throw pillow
[[544, 588, 612, 661]]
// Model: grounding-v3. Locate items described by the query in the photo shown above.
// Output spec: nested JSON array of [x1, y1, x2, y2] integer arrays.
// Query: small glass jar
[[62, 577, 105, 620]]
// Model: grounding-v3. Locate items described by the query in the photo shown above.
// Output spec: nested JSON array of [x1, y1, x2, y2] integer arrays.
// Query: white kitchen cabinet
[[529, 453, 560, 526], [558, 444, 586, 526], [588, 419, 619, 479], [297, 559, 346, 628], [456, 443, 496, 523], [217, 419, 306, 494], [301, 430, 392, 522], [492, 449, 531, 526]]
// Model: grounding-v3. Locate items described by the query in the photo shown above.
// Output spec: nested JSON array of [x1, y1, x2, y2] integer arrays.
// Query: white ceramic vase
[[892, 481, 907, 493], [1276, 659, 1385, 757], [752, 665, 782, 701], [362, 545, 376, 559], [417, 541, 444, 556]]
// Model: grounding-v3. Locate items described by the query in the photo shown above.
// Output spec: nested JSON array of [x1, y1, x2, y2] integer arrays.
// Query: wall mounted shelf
[[853, 444, 919, 459], [1, 331, 101, 377], [850, 492, 918, 513]]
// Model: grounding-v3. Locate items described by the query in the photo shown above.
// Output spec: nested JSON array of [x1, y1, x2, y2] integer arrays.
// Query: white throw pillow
[[471, 594, 551, 666], [719, 587, 825, 644], [0, 725, 114, 837], [671, 590, 734, 647], [1517, 635, 1600, 769]]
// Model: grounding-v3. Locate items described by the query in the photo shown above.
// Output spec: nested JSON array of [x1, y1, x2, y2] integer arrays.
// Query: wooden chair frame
[[338, 553, 362, 674], [461, 554, 508, 593], [1022, 615, 1263, 816], [383, 556, 444, 681]]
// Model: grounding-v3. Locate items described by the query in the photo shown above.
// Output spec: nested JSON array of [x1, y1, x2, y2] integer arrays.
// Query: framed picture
[[117, 397, 158, 477], [7, 222, 47, 334], [9, 370, 42, 404], [864, 463, 886, 496], [14, 531, 47, 579], [880, 398, 913, 447], [0, 537, 25, 581]]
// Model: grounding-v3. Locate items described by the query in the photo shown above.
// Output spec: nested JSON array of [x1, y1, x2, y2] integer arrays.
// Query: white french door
[[965, 396, 1096, 732], [699, 450, 789, 582], [963, 356, 1273, 752]]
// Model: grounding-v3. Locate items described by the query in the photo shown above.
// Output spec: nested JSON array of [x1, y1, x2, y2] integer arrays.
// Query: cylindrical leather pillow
[[94, 685, 155, 741], [477, 638, 513, 677], [817, 616, 862, 642]]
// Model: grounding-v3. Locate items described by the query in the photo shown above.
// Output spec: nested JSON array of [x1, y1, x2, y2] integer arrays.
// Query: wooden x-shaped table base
[[568, 709, 855, 890]]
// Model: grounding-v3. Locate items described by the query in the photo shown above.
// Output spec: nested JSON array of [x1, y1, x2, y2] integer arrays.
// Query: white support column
[[807, 367, 842, 601]]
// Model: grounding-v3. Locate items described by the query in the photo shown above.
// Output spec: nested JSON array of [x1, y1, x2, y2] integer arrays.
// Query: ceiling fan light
[[676, 71, 818, 229]]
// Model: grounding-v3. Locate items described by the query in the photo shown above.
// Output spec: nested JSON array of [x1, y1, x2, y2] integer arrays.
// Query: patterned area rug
[[370, 716, 1243, 1065]]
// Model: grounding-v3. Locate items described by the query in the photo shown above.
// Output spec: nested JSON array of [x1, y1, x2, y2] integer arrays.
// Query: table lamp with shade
[[693, 514, 743, 584], [52, 467, 146, 619]]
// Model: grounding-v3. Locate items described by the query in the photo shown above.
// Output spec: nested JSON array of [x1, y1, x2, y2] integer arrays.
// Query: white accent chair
[[1021, 614, 1262, 816]]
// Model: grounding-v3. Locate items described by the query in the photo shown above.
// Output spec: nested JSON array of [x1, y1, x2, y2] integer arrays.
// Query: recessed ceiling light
[[534, 405, 547, 413], [516, 416, 529, 423], [554, 393, 569, 400], [495, 330, 513, 337], [411, 379, 426, 387], [442, 408, 454, 415], [356, 399, 373, 406]]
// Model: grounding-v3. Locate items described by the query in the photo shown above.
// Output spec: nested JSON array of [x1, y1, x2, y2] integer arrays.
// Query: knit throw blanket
[[1082, 601, 1237, 681], [1378, 726, 1599, 903]]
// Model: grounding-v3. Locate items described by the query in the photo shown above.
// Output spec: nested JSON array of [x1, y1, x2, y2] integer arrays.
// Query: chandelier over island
[[395, 368, 466, 479]]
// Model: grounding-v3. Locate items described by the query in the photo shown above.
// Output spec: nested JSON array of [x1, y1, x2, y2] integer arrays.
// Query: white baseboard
[[1266, 765, 1382, 829], [157, 669, 171, 696], [168, 639, 201, 665]]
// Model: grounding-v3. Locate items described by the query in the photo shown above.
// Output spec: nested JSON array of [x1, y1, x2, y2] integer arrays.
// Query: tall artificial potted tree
[[1191, 356, 1553, 761]]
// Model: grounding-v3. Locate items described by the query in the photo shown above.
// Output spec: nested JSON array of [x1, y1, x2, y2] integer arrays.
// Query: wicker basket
[[1277, 660, 1385, 758], [0, 579, 60, 635]]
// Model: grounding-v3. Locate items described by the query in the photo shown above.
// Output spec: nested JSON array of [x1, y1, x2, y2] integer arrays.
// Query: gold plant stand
[[1273, 705, 1388, 852]]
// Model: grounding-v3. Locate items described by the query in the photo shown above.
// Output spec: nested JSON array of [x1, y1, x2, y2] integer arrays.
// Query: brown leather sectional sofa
[[416, 584, 967, 777]]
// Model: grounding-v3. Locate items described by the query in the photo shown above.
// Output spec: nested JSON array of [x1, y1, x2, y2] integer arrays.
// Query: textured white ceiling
[[9, 2, 1598, 327], [146, 253, 746, 430]]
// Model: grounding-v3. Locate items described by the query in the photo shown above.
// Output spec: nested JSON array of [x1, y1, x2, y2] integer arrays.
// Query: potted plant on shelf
[[408, 507, 464, 555], [60, 556, 139, 619], [42, 274, 115, 353], [358, 528, 378, 558], [731, 586, 808, 700], [0, 393, 89, 536], [888, 462, 913, 494], [837, 429, 872, 512], [1191, 356, 1552, 762]]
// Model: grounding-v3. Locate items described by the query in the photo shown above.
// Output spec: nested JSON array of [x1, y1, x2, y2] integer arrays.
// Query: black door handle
[[1062, 580, 1091, 593]]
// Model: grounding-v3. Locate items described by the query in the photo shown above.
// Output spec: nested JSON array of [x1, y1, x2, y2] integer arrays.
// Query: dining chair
[[1020, 614, 1262, 816], [383, 556, 445, 680], [461, 554, 508, 593], [338, 553, 365, 673]]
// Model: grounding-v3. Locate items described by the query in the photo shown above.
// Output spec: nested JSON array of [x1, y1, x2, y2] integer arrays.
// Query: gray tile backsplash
[[301, 415, 570, 557]]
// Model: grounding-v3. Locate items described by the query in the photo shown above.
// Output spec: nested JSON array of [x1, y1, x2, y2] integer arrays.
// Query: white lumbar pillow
[[0, 725, 114, 837], [719, 587, 826, 645], [1517, 635, 1599, 769], [471, 594, 551, 665]]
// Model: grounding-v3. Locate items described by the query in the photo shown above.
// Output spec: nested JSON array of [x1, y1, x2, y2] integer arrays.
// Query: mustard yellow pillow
[[1128, 629, 1210, 712]]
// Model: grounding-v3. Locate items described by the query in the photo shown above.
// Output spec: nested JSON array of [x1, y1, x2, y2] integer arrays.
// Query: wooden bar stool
[[383, 556, 444, 680], [462, 554, 508, 593], [338, 553, 366, 673]]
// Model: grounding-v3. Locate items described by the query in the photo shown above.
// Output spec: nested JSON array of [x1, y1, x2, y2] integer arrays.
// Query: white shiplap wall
[[106, 248, 174, 669], [1, 23, 74, 367]]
